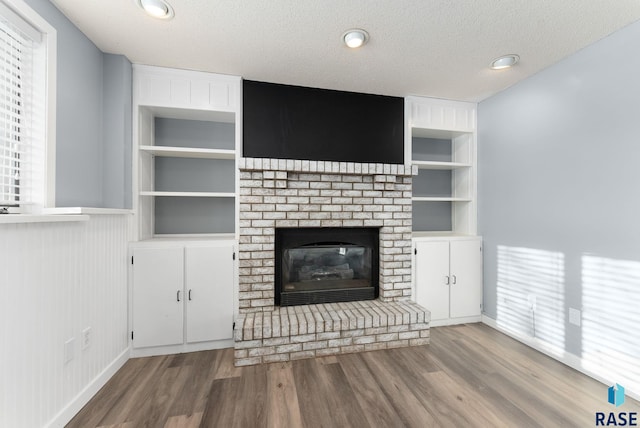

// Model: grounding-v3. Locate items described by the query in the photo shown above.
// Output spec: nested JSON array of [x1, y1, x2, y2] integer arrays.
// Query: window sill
[[42, 207, 133, 215], [0, 207, 132, 224], [0, 214, 90, 224]]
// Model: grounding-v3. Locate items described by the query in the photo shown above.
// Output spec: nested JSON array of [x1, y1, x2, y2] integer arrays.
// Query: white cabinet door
[[415, 241, 450, 321], [185, 245, 234, 343], [449, 240, 482, 319], [132, 247, 184, 348]]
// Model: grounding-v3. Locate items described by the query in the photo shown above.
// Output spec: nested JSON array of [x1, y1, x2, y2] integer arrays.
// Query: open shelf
[[413, 160, 471, 170], [140, 191, 235, 198], [135, 93, 240, 240], [407, 97, 476, 235], [139, 145, 235, 159]]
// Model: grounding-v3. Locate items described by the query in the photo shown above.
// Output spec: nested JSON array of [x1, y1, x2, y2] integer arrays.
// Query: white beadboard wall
[[0, 215, 131, 428]]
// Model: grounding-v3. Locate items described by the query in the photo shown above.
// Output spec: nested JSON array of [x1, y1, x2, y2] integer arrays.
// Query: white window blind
[[0, 3, 39, 207]]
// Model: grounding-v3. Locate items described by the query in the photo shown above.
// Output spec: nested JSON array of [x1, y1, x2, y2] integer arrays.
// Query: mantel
[[239, 157, 417, 176]]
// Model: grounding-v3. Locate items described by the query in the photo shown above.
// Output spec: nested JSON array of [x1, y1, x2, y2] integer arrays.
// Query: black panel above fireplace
[[243, 80, 404, 164], [275, 228, 379, 306]]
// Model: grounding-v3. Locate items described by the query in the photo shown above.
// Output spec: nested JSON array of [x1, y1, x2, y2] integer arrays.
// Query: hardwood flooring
[[66, 323, 640, 427]]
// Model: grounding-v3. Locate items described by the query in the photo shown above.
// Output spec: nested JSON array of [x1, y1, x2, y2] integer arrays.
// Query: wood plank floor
[[67, 324, 640, 427]]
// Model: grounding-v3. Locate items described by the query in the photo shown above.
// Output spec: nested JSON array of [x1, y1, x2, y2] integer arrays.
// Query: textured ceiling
[[51, 0, 640, 102]]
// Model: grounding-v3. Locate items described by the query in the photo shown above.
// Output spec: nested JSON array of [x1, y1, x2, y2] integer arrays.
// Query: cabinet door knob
[[177, 290, 181, 302], [445, 276, 450, 285], [452, 275, 457, 285], [188, 289, 192, 301]]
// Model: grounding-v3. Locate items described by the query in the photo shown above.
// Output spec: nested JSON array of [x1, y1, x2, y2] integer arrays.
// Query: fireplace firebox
[[275, 228, 379, 306]]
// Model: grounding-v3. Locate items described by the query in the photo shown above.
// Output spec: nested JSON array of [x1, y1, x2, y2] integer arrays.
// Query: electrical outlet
[[569, 308, 581, 326], [81, 327, 92, 350], [64, 338, 75, 364]]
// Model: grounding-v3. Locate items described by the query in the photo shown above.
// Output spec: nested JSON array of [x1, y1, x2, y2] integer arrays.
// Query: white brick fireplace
[[234, 158, 430, 366]]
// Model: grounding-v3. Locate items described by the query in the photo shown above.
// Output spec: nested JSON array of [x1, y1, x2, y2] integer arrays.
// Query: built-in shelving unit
[[405, 96, 477, 235], [132, 65, 241, 241], [129, 65, 240, 357], [407, 97, 481, 326]]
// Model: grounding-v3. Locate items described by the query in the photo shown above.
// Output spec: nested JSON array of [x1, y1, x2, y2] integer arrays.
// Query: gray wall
[[103, 54, 132, 209], [24, 0, 131, 208], [153, 117, 236, 234], [478, 19, 640, 374]]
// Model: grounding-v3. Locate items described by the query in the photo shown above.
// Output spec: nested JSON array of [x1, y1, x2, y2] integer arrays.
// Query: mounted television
[[243, 80, 404, 164]]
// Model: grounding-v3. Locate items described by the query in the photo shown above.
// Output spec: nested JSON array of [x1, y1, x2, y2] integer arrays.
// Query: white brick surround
[[238, 158, 418, 312], [235, 158, 429, 366]]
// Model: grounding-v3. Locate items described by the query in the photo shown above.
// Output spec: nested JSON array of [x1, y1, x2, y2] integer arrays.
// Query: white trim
[[45, 347, 130, 428], [482, 315, 640, 401]]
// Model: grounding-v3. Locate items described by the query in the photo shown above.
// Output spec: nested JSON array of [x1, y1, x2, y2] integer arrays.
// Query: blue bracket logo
[[608, 384, 625, 407]]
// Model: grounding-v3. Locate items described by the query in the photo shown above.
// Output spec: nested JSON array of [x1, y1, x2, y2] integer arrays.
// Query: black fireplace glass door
[[282, 245, 372, 293]]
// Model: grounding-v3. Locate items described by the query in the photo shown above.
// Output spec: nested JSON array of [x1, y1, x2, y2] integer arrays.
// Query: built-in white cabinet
[[407, 97, 481, 324], [130, 65, 240, 357], [131, 246, 184, 348], [130, 241, 235, 355], [414, 237, 482, 326]]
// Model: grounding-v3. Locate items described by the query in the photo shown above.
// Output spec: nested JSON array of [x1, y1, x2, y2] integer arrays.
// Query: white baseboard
[[130, 338, 234, 358], [481, 315, 639, 402], [46, 347, 130, 428], [429, 315, 482, 327]]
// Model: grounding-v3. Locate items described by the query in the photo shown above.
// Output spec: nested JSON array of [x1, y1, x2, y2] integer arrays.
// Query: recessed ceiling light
[[342, 29, 369, 49], [490, 54, 520, 70], [136, 0, 174, 20]]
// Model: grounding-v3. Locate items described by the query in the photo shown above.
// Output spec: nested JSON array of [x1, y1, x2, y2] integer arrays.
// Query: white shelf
[[140, 191, 236, 198], [139, 145, 235, 160], [413, 160, 471, 170], [412, 197, 472, 202], [148, 233, 236, 241]]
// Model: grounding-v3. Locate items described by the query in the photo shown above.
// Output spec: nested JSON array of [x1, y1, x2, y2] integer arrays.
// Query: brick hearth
[[234, 300, 430, 366]]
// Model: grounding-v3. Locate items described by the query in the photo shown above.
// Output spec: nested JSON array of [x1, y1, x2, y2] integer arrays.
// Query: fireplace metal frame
[[274, 227, 379, 306]]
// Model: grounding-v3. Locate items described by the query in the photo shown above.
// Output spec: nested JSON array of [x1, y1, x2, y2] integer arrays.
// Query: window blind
[[0, 7, 35, 207]]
